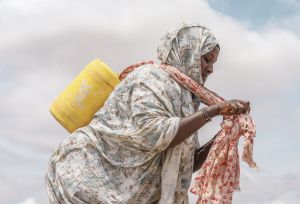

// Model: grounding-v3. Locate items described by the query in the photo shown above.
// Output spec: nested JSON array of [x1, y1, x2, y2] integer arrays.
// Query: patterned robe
[[46, 64, 200, 204]]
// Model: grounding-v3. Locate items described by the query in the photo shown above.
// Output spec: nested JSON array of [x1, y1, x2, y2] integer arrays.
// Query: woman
[[46, 22, 250, 204]]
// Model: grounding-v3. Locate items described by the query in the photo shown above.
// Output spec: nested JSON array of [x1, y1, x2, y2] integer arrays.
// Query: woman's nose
[[206, 65, 213, 74]]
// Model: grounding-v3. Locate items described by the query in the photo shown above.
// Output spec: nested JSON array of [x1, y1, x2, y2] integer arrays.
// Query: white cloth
[[157, 22, 218, 85], [46, 22, 219, 204], [46, 65, 199, 204]]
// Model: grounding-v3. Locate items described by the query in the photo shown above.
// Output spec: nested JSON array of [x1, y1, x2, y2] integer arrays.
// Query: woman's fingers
[[241, 101, 250, 113], [219, 100, 251, 116], [229, 102, 238, 114], [239, 101, 251, 114], [219, 103, 230, 114], [236, 102, 246, 114], [229, 100, 250, 115]]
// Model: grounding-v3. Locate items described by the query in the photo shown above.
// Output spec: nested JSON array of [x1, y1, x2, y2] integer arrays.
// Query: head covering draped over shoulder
[[157, 22, 219, 85]]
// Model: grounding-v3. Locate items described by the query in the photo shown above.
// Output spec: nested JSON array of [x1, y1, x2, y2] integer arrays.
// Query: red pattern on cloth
[[119, 60, 155, 81], [119, 61, 257, 204]]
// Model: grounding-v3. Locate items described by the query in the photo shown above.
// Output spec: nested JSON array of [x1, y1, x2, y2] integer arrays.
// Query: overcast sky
[[1, 0, 300, 203]]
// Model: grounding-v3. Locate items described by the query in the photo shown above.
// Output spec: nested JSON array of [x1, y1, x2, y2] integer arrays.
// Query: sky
[[0, 0, 300, 203]]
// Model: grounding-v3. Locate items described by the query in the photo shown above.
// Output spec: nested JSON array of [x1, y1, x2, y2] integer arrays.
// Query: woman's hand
[[218, 99, 250, 116]]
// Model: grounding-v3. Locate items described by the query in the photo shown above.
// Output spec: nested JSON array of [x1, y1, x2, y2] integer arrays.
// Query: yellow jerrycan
[[50, 59, 120, 133]]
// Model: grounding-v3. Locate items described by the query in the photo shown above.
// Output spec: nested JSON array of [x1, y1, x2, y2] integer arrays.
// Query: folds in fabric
[[46, 64, 196, 204]]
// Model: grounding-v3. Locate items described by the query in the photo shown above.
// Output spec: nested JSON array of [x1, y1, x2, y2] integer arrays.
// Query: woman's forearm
[[168, 104, 220, 148]]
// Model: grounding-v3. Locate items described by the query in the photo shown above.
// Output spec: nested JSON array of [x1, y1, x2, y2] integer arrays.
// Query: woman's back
[[46, 64, 198, 204]]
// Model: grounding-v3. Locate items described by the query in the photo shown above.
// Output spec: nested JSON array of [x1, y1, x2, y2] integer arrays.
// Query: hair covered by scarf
[[156, 23, 257, 203], [120, 60, 257, 204], [157, 22, 219, 85], [120, 23, 257, 204]]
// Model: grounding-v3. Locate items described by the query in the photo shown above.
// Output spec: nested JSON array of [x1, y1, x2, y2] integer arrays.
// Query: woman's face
[[200, 46, 220, 82]]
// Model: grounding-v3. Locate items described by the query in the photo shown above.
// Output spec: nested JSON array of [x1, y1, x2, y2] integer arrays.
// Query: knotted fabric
[[119, 61, 257, 204]]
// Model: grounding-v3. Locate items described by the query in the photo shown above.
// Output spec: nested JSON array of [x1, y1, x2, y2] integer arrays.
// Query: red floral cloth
[[119, 61, 257, 204]]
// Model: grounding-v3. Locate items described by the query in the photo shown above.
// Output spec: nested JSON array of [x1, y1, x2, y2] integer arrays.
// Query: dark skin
[[167, 46, 251, 172]]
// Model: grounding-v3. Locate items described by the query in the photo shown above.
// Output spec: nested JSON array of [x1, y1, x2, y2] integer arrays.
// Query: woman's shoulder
[[111, 63, 182, 103], [123, 63, 180, 89]]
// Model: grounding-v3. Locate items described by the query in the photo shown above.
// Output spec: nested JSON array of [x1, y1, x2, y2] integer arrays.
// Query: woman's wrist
[[206, 104, 221, 118]]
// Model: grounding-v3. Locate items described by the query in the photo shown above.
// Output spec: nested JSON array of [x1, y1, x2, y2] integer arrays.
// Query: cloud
[[189, 171, 300, 204], [2, 0, 300, 98], [1, 0, 300, 203], [18, 198, 37, 204], [234, 172, 300, 204], [270, 201, 286, 204]]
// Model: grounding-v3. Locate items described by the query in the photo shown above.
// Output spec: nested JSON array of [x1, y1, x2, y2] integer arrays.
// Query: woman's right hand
[[218, 99, 250, 116]]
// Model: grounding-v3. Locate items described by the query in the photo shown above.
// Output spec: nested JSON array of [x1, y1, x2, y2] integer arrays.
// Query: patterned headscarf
[[157, 22, 219, 85]]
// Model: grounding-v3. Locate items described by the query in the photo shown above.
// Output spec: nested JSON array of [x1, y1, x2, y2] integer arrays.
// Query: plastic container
[[50, 59, 120, 132]]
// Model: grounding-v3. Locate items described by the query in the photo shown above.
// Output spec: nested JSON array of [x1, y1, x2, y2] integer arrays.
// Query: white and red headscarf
[[157, 22, 218, 86], [121, 22, 257, 204]]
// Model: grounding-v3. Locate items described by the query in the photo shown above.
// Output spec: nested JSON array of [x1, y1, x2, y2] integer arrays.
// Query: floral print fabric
[[154, 64, 257, 204], [46, 64, 199, 204], [46, 22, 223, 204], [121, 62, 257, 204], [190, 115, 257, 204]]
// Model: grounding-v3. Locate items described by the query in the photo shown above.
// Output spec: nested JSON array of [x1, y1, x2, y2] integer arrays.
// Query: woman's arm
[[168, 104, 220, 148], [193, 137, 215, 172], [168, 99, 250, 172], [168, 99, 250, 148]]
